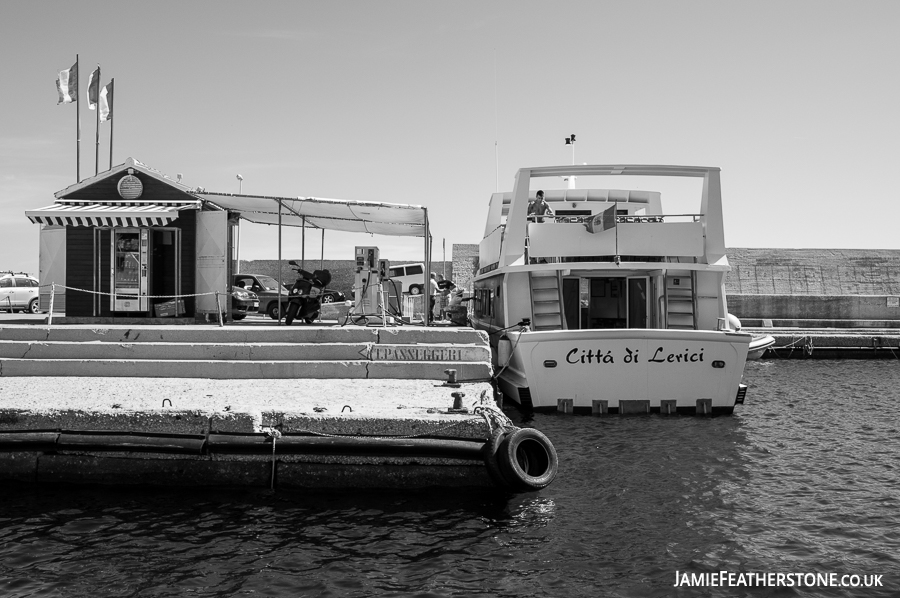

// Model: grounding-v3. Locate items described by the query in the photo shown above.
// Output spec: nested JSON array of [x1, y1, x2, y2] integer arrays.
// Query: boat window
[[474, 288, 492, 317]]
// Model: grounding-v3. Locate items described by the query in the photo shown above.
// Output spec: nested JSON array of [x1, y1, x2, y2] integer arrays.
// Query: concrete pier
[[746, 326, 900, 359], [0, 376, 510, 489], [0, 323, 562, 491]]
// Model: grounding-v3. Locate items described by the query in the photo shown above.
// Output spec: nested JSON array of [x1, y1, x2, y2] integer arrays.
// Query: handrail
[[524, 213, 703, 222]]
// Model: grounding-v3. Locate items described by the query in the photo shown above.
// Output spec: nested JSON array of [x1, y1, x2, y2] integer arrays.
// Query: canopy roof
[[43, 158, 428, 237], [196, 192, 428, 237]]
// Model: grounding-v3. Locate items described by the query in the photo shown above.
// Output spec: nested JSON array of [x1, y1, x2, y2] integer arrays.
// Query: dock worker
[[436, 274, 456, 320]]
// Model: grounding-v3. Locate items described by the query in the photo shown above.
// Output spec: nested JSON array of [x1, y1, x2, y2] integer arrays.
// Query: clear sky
[[1, 1, 898, 277]]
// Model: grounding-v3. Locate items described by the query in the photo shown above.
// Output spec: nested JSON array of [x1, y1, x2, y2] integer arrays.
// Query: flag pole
[[108, 78, 114, 170], [76, 54, 81, 183], [94, 65, 100, 175]]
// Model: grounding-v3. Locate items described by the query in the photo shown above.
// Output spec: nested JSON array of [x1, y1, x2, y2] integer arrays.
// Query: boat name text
[[565, 346, 705, 365]]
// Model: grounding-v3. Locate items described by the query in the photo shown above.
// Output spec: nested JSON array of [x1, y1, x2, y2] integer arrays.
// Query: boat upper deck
[[478, 165, 728, 277]]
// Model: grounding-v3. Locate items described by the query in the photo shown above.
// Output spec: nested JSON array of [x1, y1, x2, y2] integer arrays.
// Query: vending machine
[[111, 228, 150, 312]]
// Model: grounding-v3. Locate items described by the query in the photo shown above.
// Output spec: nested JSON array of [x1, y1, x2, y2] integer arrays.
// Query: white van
[[387, 263, 426, 295]]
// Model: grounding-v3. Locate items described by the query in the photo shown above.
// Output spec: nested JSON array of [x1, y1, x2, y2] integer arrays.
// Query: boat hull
[[747, 334, 776, 360], [492, 328, 751, 414]]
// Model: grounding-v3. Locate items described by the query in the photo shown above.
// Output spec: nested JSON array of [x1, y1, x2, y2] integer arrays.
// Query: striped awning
[[26, 201, 199, 227]]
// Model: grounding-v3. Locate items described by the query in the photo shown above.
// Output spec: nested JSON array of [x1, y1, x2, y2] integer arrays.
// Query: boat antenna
[[564, 134, 577, 188], [494, 48, 499, 192], [565, 134, 576, 164]]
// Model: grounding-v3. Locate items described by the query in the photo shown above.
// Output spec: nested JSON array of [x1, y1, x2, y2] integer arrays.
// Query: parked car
[[234, 273, 290, 319], [231, 287, 258, 321], [234, 273, 345, 318], [320, 289, 347, 303], [0, 272, 40, 314], [387, 263, 425, 295]]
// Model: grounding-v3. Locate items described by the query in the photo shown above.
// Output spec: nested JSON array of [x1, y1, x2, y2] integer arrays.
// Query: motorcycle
[[284, 261, 332, 325]]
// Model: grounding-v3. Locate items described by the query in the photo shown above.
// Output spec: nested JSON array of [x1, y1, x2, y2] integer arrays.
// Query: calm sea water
[[1, 360, 898, 597]]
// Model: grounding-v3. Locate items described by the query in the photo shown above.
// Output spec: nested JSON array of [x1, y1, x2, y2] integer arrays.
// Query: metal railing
[[40, 283, 227, 327]]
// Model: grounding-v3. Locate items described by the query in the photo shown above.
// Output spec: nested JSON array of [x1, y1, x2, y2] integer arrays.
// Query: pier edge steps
[[0, 325, 492, 380]]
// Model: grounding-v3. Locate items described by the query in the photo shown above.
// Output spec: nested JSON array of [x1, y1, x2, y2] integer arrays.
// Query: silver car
[[0, 273, 40, 313]]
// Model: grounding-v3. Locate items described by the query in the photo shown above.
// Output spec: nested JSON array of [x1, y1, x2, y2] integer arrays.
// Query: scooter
[[284, 261, 332, 325]]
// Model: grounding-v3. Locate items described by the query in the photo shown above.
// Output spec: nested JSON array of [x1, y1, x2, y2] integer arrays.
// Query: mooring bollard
[[447, 391, 468, 413], [443, 369, 460, 387]]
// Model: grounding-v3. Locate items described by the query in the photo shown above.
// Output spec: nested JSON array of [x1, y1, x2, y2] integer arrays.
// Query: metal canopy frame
[[197, 192, 433, 326]]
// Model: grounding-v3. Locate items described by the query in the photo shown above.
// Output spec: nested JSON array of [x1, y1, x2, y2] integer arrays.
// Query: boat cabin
[[475, 165, 730, 334]]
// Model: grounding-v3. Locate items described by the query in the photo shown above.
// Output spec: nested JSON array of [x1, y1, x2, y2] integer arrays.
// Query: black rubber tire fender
[[495, 427, 559, 492], [481, 427, 513, 489]]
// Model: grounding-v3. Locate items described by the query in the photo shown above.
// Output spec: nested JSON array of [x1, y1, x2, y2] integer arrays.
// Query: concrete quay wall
[[728, 294, 900, 325], [0, 377, 505, 489], [745, 327, 900, 359], [726, 248, 900, 324]]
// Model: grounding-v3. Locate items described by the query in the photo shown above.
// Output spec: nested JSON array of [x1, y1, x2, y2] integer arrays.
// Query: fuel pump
[[352, 246, 381, 316], [380, 258, 405, 314]]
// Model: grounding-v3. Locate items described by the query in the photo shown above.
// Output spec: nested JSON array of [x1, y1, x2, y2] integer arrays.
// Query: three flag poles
[[56, 55, 114, 182]]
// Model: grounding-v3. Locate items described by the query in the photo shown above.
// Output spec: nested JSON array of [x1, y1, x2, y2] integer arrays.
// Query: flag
[[585, 204, 617, 234], [56, 62, 78, 104], [99, 80, 113, 122], [87, 66, 100, 110]]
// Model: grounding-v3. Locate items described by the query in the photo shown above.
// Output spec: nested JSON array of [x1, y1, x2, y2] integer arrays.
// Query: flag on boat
[[99, 79, 113, 122], [56, 62, 78, 104], [87, 66, 100, 110], [585, 204, 617, 234]]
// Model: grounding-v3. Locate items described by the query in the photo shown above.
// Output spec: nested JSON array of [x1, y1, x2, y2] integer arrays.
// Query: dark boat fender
[[483, 427, 558, 492]]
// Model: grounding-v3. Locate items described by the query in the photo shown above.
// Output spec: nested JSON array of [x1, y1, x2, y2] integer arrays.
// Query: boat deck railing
[[524, 213, 703, 224]]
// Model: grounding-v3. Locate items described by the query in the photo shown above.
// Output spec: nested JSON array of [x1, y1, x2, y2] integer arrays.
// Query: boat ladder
[[529, 270, 565, 331], [665, 272, 697, 330]]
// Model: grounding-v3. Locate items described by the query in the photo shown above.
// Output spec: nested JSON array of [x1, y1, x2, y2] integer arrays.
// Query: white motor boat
[[747, 334, 776, 360], [471, 164, 751, 415]]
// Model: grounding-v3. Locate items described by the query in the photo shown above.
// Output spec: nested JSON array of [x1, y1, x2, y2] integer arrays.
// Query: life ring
[[484, 427, 558, 491]]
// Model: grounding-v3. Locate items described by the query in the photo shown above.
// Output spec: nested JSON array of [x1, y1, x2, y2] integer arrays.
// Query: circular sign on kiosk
[[117, 173, 143, 199]]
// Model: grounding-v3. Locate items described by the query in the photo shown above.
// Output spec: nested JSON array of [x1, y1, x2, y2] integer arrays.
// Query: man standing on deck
[[527, 190, 553, 223]]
